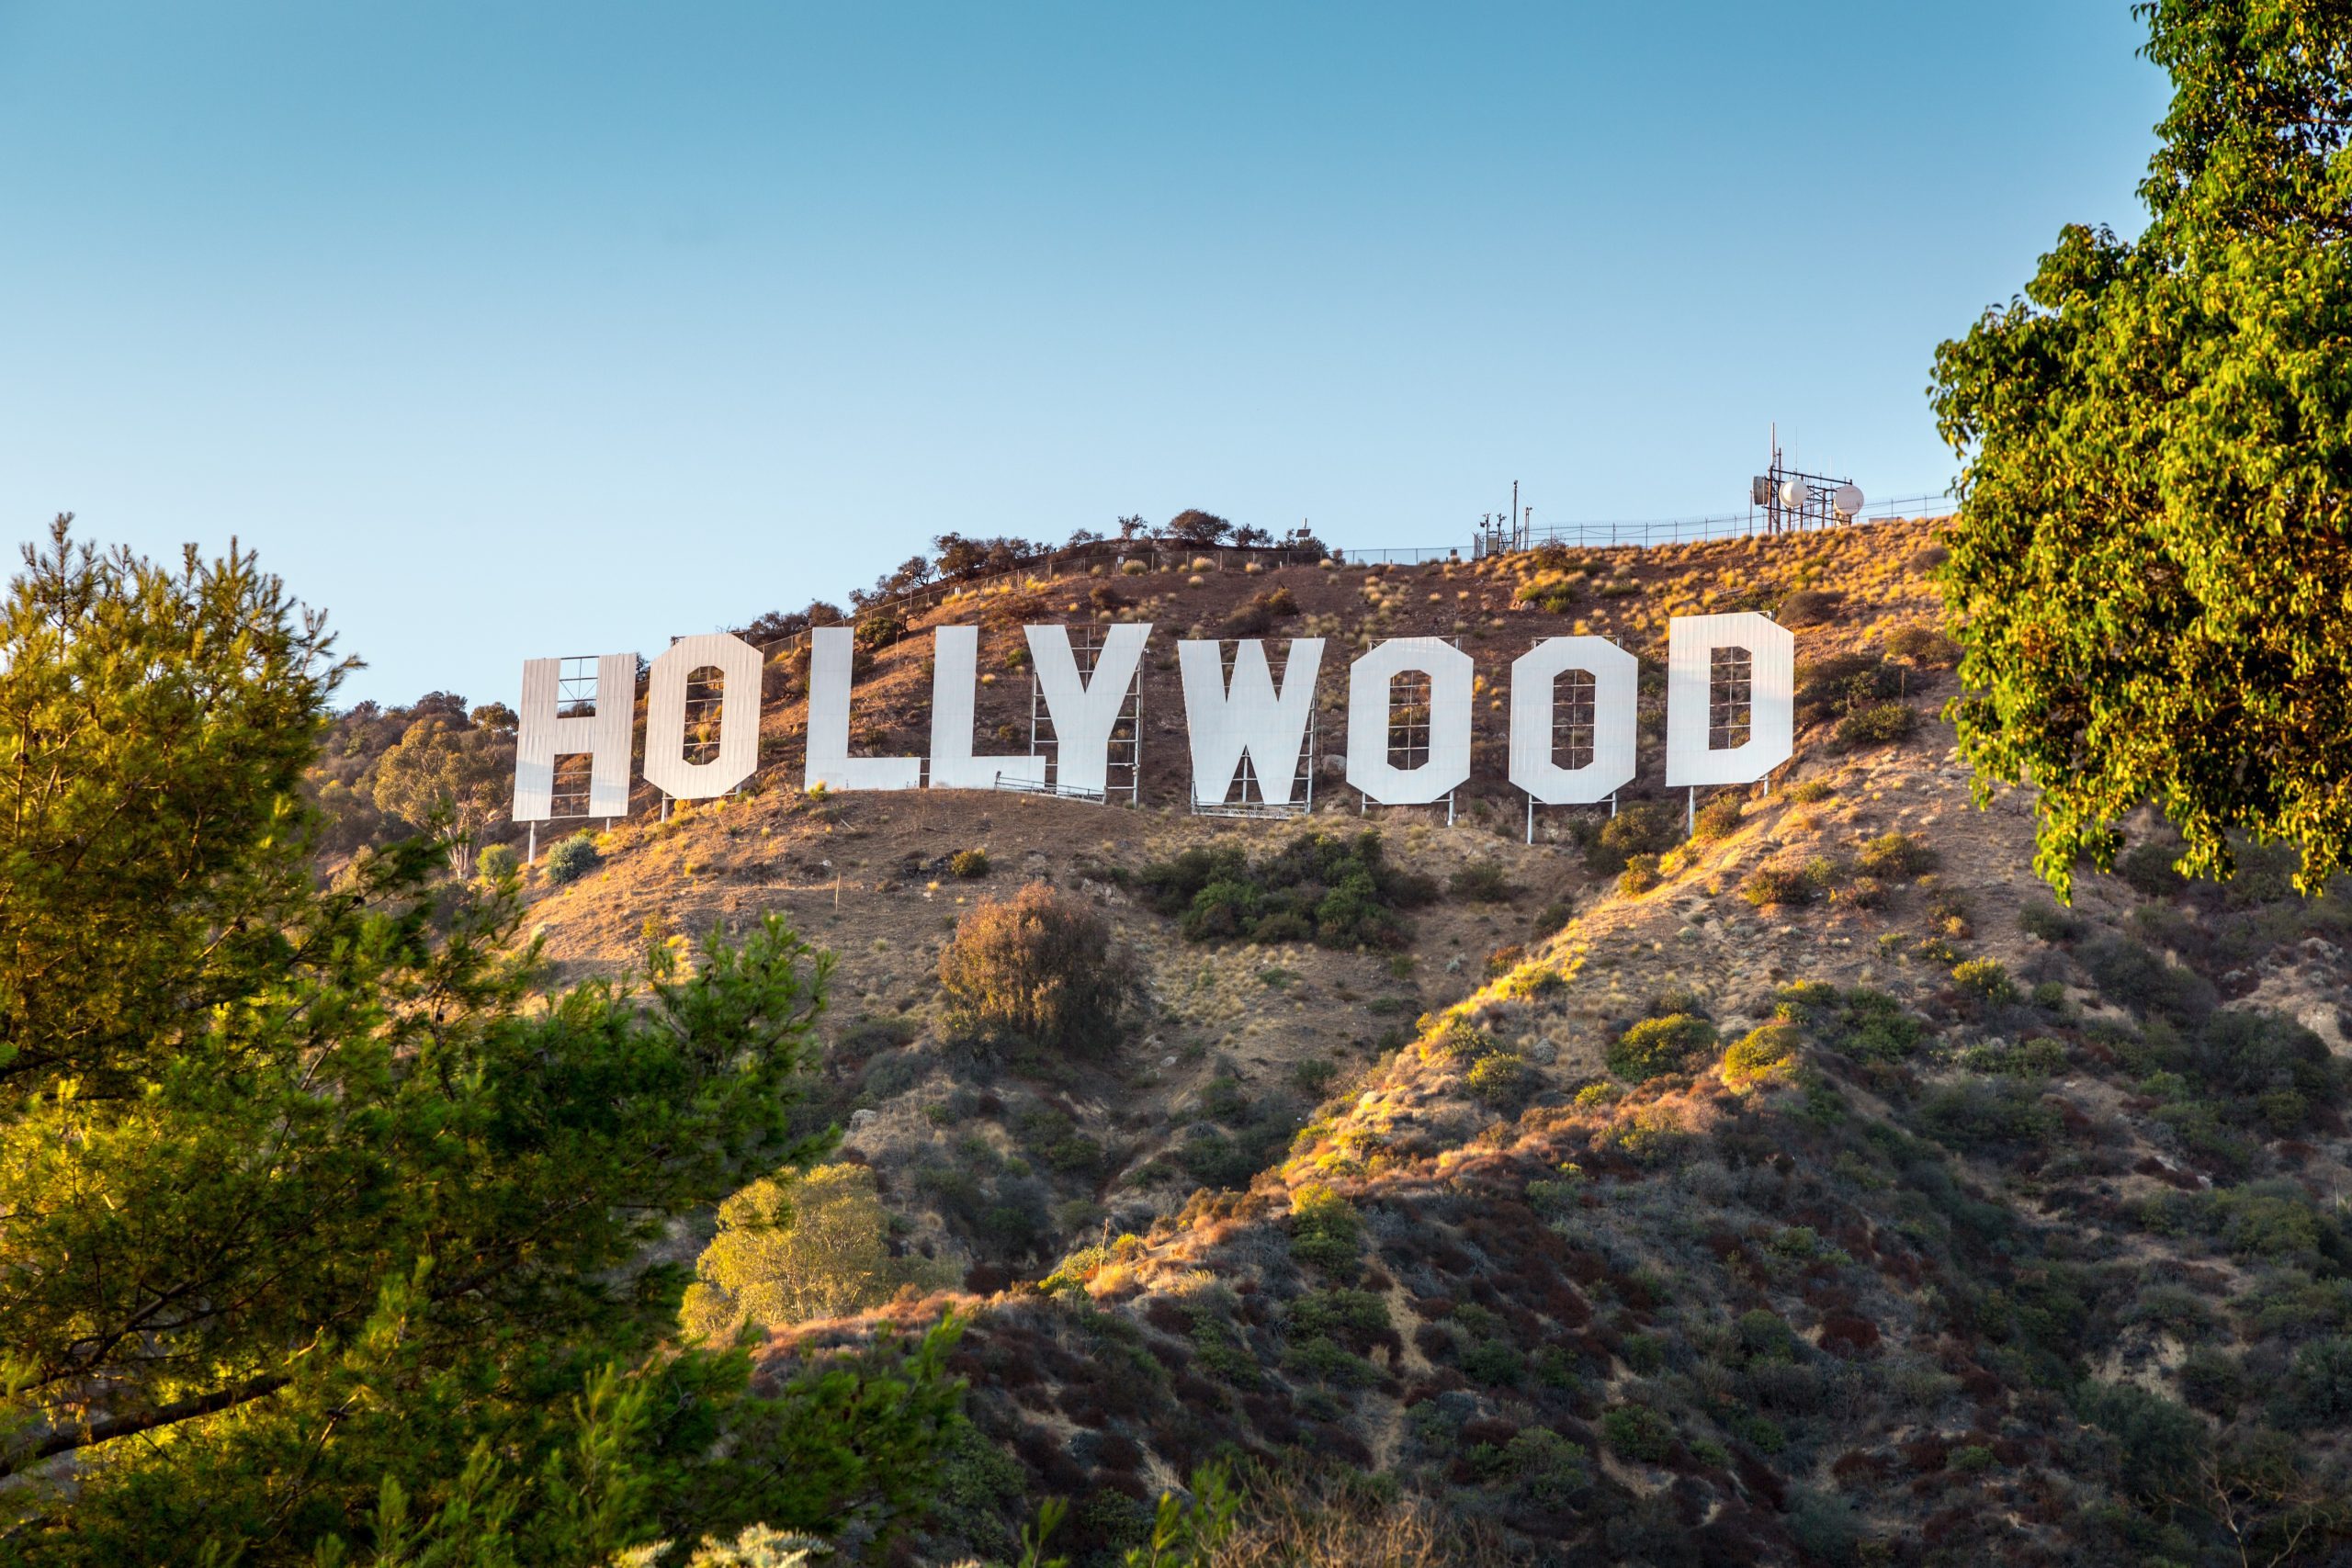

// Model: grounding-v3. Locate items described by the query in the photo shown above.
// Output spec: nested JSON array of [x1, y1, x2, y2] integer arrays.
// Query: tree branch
[[0, 1371, 289, 1479]]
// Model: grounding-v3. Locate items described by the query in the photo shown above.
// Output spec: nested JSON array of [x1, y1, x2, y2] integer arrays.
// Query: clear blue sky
[[0, 2, 2170, 706]]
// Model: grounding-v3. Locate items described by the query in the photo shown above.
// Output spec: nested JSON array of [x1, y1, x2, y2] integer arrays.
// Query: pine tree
[[0, 520, 959, 1564]]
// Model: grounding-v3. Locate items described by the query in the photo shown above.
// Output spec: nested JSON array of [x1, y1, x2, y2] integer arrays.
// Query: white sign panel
[[1345, 637, 1474, 805], [805, 626, 922, 792], [1177, 637, 1325, 807], [1508, 637, 1638, 805], [514, 611, 1809, 818], [929, 625, 1047, 791], [1664, 611, 1794, 787], [514, 652, 636, 821], [1027, 623, 1150, 796], [643, 633, 764, 801]]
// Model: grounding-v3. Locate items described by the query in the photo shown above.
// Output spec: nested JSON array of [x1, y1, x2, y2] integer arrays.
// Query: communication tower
[[1751, 429, 1864, 535]]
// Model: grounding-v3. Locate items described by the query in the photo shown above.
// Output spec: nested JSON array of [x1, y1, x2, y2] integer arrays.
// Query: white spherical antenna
[[1779, 478, 1807, 509], [1833, 483, 1865, 517]]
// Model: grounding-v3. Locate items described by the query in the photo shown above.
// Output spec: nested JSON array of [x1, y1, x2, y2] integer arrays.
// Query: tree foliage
[[0, 522, 958, 1564], [937, 883, 1135, 1055], [369, 712, 513, 874], [683, 1164, 947, 1343], [1931, 1, 2352, 897]]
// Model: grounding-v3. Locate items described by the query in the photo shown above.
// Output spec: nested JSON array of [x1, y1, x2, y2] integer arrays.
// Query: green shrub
[[1449, 858, 1514, 902], [1460, 1338, 1526, 1387], [2076, 1382, 2204, 1497], [1012, 1104, 1103, 1174], [543, 830, 601, 885], [1290, 1184, 1362, 1275], [2115, 840, 2188, 899], [1884, 624, 1961, 668], [2123, 1282, 2218, 1340], [1835, 702, 1917, 749], [1778, 588, 1841, 626], [1583, 800, 1679, 875], [1499, 1429, 1589, 1507], [1787, 1490, 1862, 1565], [1770, 984, 1924, 1060], [948, 848, 990, 878], [1785, 779, 1835, 804], [2018, 899, 2086, 942], [2084, 937, 2216, 1024], [2178, 1346, 2245, 1413], [853, 611, 904, 650], [1283, 1335, 1378, 1387], [1291, 1057, 1340, 1097], [1466, 1052, 1533, 1105], [2206, 1185, 2331, 1262], [1918, 1078, 2060, 1151], [1139, 830, 1434, 949], [1288, 1287, 1390, 1341], [1428, 1021, 1495, 1064], [2187, 1010, 2346, 1115], [1690, 793, 1745, 841], [475, 842, 519, 882], [1857, 830, 1938, 879], [2276, 1337, 2352, 1428], [1618, 854, 1663, 897], [1951, 957, 2019, 1003], [1795, 652, 1902, 725], [1722, 1021, 1800, 1091], [1741, 858, 1826, 907], [939, 883, 1136, 1055], [1219, 585, 1299, 637], [1608, 1014, 1718, 1081], [1618, 1333, 1666, 1374], [1736, 1308, 1797, 1363], [1600, 1404, 1675, 1463], [1958, 1036, 2066, 1077]]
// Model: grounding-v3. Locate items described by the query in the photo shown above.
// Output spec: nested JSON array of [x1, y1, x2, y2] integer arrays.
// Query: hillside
[[510, 521, 2352, 1565]]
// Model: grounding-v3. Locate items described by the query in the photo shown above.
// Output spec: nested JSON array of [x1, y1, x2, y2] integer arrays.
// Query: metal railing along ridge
[[735, 497, 1956, 659]]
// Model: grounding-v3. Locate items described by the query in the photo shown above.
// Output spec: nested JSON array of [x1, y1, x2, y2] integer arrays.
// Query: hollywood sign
[[511, 613, 1792, 821]]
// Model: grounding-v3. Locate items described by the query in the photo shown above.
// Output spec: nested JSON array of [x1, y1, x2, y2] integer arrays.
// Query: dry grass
[[1207, 1471, 1527, 1567]]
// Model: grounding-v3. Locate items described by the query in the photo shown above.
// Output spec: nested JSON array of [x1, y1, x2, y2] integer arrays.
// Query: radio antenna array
[[1749, 427, 1863, 535]]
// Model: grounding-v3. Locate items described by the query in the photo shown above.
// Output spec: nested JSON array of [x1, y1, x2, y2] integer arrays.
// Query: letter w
[[1177, 638, 1325, 807]]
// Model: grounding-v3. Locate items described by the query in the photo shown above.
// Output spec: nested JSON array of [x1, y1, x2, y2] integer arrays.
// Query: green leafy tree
[[1931, 2, 2352, 897], [369, 712, 514, 875], [1162, 509, 1232, 547], [0, 521, 958, 1564]]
